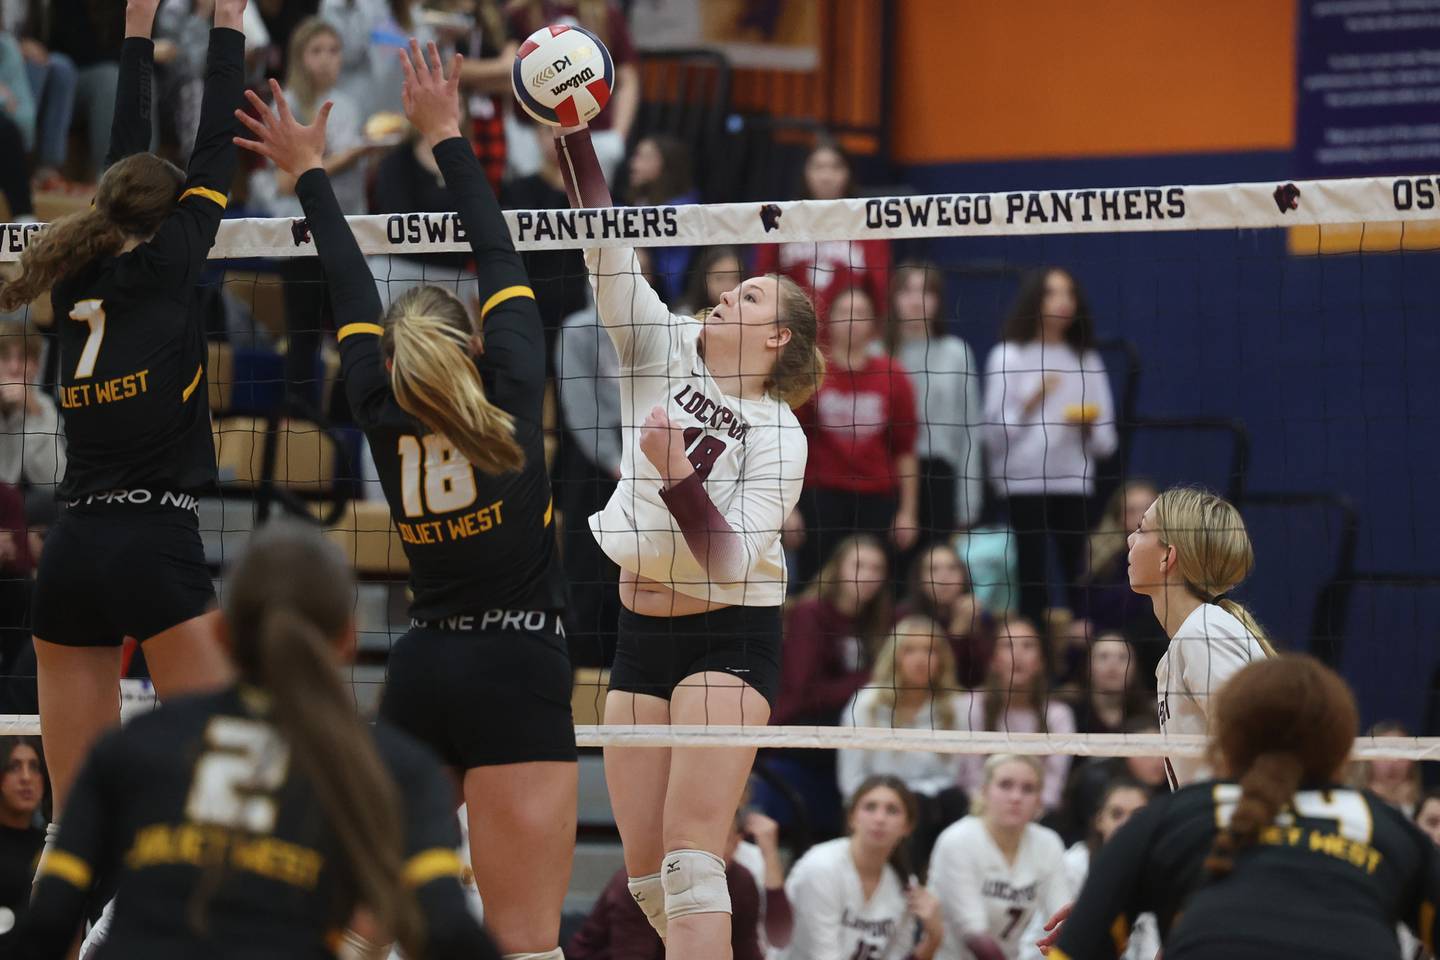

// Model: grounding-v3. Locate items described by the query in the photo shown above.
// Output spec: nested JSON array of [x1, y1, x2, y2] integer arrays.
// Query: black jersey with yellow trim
[[17, 685, 499, 960], [50, 29, 244, 500], [295, 138, 565, 620], [1052, 780, 1440, 960]]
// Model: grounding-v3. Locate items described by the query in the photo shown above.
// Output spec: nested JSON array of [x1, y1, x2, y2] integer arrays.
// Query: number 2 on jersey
[[398, 434, 478, 517], [69, 299, 107, 379], [184, 717, 291, 833]]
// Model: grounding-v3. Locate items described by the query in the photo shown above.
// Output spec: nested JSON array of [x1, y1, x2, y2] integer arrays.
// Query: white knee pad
[[627, 873, 667, 940], [503, 951, 564, 960], [661, 849, 730, 921]]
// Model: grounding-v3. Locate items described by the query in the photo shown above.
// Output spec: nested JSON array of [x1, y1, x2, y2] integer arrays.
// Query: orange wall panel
[[893, 0, 1296, 163]]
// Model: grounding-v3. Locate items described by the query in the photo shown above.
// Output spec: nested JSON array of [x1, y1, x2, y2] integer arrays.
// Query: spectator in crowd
[[765, 535, 891, 836], [1416, 787, 1440, 846], [506, 0, 638, 180], [0, 736, 45, 952], [0, 317, 65, 511], [371, 120, 480, 312], [775, 534, 893, 728], [838, 615, 971, 865], [0, 26, 35, 221], [248, 17, 374, 412], [676, 245, 743, 317], [732, 809, 793, 957], [567, 806, 788, 960], [930, 754, 1072, 960], [46, 0, 141, 178], [1059, 778, 1158, 960], [794, 285, 919, 586], [885, 260, 982, 536], [897, 542, 993, 688], [782, 775, 943, 960], [1350, 720, 1422, 816], [454, 0, 519, 193], [755, 137, 889, 321], [156, 0, 270, 160], [503, 121, 587, 365], [1067, 632, 1150, 735], [623, 133, 699, 302], [320, 0, 436, 115], [982, 267, 1117, 629], [254, 0, 320, 79], [1054, 715, 1165, 846], [1075, 478, 1167, 673], [6, 0, 78, 188], [957, 615, 1076, 814]]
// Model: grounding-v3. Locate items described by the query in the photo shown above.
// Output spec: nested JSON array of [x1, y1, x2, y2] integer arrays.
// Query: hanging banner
[[1296, 0, 1440, 177]]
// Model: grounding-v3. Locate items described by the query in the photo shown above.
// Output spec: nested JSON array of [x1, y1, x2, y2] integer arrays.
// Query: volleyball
[[511, 24, 615, 128]]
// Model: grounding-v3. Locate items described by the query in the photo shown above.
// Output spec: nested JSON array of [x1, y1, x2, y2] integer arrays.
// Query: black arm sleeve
[[113, 27, 245, 294], [431, 137, 546, 425], [1053, 800, 1165, 960], [294, 167, 392, 428], [105, 36, 155, 167], [16, 735, 119, 959]]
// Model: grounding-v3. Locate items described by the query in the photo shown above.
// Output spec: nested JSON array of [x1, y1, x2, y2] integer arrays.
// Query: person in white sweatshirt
[[0, 317, 65, 502], [783, 775, 943, 960], [930, 754, 1072, 960], [982, 268, 1116, 628]]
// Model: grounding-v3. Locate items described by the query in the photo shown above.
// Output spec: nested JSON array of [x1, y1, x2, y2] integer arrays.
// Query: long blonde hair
[[1085, 479, 1158, 581], [285, 17, 341, 122], [384, 286, 525, 475], [1152, 486, 1275, 655], [866, 616, 958, 729]]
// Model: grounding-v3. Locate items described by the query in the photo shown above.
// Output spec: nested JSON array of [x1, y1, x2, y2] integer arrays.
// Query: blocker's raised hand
[[399, 38, 464, 148], [233, 79, 331, 177]]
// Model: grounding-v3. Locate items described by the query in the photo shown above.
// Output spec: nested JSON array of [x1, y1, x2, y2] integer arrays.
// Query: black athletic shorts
[[380, 610, 577, 769], [610, 604, 782, 706], [32, 490, 215, 648]]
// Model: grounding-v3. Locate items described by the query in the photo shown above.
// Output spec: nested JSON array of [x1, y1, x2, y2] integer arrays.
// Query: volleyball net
[[0, 171, 1438, 768]]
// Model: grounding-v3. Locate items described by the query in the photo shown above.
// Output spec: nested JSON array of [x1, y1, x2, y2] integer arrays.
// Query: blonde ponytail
[[386, 286, 525, 476], [1216, 598, 1275, 656]]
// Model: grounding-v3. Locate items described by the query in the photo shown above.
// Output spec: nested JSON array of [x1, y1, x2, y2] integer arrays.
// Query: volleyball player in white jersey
[[553, 126, 822, 960], [782, 776, 943, 960], [1125, 486, 1273, 788], [930, 755, 1072, 960], [1035, 486, 1273, 955]]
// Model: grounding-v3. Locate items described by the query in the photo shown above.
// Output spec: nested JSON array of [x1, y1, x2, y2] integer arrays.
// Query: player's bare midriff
[[619, 569, 730, 617]]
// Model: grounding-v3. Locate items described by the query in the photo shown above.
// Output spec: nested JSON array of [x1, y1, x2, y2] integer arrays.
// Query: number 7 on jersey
[[69, 299, 107, 379]]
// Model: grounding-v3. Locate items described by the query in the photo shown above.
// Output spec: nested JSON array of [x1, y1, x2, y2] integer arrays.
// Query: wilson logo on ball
[[512, 23, 615, 128]]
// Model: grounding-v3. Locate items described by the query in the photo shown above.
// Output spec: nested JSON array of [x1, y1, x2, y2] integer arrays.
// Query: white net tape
[[2, 173, 1438, 261], [0, 715, 1435, 760]]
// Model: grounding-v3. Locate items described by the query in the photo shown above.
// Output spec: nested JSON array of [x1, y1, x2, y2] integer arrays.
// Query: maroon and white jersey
[[585, 245, 808, 606]]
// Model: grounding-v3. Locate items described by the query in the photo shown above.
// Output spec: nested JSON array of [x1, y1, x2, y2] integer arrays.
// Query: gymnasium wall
[[888, 1, 1440, 730]]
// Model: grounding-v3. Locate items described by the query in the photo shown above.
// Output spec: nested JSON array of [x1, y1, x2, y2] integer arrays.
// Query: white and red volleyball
[[511, 24, 615, 127]]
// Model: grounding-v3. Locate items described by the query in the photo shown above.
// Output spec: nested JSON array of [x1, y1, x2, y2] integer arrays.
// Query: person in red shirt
[[795, 285, 919, 587], [753, 137, 890, 331]]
